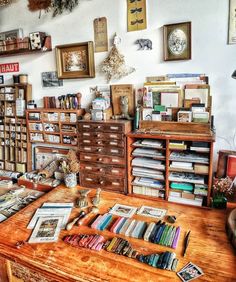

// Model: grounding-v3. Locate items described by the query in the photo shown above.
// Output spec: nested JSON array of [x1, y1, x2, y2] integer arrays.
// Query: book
[[194, 164, 209, 174], [169, 172, 205, 184], [28, 216, 63, 243], [169, 152, 209, 164], [170, 182, 194, 191], [132, 177, 164, 189], [132, 157, 165, 170], [227, 155, 236, 178], [168, 195, 203, 207]]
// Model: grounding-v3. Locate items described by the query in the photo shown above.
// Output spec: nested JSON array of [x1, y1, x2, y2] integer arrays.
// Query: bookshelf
[[127, 132, 215, 207], [0, 83, 32, 173]]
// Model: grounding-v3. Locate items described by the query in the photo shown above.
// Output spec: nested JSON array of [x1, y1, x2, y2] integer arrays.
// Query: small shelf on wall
[[0, 36, 52, 58]]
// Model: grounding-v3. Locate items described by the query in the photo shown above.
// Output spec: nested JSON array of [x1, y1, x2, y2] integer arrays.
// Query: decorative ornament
[[100, 33, 135, 82], [0, 0, 11, 7], [52, 0, 79, 17]]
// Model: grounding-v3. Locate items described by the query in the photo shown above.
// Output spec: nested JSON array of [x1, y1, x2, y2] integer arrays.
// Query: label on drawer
[[110, 126, 119, 130]]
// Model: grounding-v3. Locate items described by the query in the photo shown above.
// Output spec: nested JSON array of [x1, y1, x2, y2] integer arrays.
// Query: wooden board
[[0, 185, 235, 281], [93, 17, 108, 53], [111, 84, 135, 116], [127, 0, 147, 32]]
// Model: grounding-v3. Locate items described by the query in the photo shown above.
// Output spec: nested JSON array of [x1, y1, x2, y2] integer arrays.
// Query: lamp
[[232, 70, 236, 79]]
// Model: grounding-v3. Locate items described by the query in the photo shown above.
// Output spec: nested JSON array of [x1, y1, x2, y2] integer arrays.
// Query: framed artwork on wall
[[163, 22, 191, 61], [228, 0, 236, 44], [55, 41, 95, 79]]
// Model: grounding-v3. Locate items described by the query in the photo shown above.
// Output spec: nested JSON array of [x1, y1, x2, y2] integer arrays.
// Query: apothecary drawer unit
[[79, 120, 132, 194]]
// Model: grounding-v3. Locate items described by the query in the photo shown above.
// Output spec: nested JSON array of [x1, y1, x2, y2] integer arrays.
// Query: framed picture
[[178, 110, 192, 122], [109, 203, 137, 218], [137, 205, 167, 219], [42, 71, 63, 88], [55, 41, 95, 79], [163, 22, 191, 61], [228, 0, 236, 44], [0, 28, 23, 41]]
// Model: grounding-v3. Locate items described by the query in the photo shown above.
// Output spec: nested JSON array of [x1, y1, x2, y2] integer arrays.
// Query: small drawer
[[80, 162, 125, 177], [80, 153, 125, 165], [104, 124, 124, 132], [80, 173, 125, 193], [79, 139, 124, 148]]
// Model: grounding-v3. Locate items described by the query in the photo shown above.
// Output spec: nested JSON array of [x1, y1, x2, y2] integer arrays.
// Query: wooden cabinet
[[79, 120, 132, 194], [127, 132, 215, 207], [0, 84, 32, 173]]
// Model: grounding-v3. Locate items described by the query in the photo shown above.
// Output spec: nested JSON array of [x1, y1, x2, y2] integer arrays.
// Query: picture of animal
[[135, 39, 152, 50]]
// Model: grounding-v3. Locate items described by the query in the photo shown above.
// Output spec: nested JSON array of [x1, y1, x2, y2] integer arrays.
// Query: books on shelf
[[132, 177, 164, 189], [169, 141, 187, 150], [169, 172, 205, 184], [169, 151, 209, 164], [194, 164, 209, 174], [133, 139, 164, 149], [170, 161, 193, 170], [194, 184, 208, 196], [133, 185, 165, 198], [132, 166, 164, 180], [132, 148, 164, 158], [168, 195, 203, 207], [132, 157, 165, 170], [170, 182, 194, 191]]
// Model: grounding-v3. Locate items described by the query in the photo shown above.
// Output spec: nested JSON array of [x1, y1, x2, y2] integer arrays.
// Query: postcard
[[28, 216, 63, 243], [137, 205, 167, 219], [109, 204, 137, 218], [177, 262, 204, 282]]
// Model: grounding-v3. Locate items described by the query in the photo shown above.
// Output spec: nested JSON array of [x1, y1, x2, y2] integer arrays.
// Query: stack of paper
[[27, 202, 73, 243], [170, 161, 193, 170], [169, 172, 205, 184], [169, 152, 209, 164], [132, 177, 164, 189], [132, 148, 164, 158], [132, 157, 165, 170], [132, 167, 164, 180]]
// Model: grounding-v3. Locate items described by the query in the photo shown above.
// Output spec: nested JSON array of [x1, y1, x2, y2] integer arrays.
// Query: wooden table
[[0, 185, 235, 282]]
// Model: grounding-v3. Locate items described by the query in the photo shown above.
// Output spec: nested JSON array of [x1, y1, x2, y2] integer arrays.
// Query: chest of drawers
[[78, 120, 131, 194]]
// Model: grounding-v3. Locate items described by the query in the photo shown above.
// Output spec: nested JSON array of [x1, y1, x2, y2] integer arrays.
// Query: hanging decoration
[[27, 0, 80, 18], [100, 34, 135, 82], [127, 0, 147, 32], [0, 0, 11, 7]]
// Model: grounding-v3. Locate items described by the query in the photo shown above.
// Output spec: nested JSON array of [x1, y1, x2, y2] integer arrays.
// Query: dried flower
[[60, 150, 80, 174], [213, 177, 234, 196]]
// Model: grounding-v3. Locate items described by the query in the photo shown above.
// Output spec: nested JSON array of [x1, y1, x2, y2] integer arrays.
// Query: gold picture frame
[[163, 22, 191, 61], [55, 41, 95, 79]]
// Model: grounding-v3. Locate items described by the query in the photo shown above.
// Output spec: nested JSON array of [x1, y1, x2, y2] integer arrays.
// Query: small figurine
[[92, 188, 102, 206], [112, 96, 133, 120], [135, 39, 152, 50], [76, 189, 91, 208]]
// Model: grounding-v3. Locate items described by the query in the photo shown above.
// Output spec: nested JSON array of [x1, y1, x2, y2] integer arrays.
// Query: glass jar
[[212, 193, 227, 209]]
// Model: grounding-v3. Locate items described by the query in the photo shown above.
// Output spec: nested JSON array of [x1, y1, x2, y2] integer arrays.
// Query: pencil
[[183, 230, 191, 257]]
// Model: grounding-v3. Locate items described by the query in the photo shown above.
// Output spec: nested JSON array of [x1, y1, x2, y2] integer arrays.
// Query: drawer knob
[[97, 148, 102, 152], [99, 180, 105, 185], [97, 141, 102, 145], [99, 168, 104, 172], [98, 158, 103, 162], [96, 134, 101, 137]]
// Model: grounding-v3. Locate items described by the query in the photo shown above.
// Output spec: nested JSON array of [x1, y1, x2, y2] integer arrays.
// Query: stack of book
[[132, 177, 165, 198], [133, 139, 164, 149], [170, 161, 193, 172], [132, 148, 164, 159], [169, 151, 209, 164], [169, 172, 205, 184], [190, 141, 210, 153], [132, 157, 165, 170], [132, 167, 164, 180], [169, 141, 187, 150], [194, 184, 208, 196]]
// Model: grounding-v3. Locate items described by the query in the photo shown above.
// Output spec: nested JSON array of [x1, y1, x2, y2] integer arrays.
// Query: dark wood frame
[[163, 21, 191, 61], [55, 41, 95, 79]]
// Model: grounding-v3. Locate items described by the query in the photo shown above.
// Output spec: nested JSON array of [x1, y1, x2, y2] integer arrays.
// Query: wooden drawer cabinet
[[79, 120, 131, 194]]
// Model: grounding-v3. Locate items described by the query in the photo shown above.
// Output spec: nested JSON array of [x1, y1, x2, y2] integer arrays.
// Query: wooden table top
[[0, 185, 235, 282]]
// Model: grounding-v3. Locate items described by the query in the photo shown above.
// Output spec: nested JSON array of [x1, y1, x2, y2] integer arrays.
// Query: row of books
[[133, 185, 165, 198], [169, 141, 210, 152]]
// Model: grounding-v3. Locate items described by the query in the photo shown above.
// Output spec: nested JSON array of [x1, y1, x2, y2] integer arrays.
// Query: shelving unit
[[0, 36, 52, 58], [127, 132, 215, 207], [0, 84, 32, 173], [26, 108, 85, 147]]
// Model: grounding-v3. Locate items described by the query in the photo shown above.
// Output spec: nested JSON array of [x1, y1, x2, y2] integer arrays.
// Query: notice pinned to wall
[[94, 17, 108, 52], [228, 0, 236, 44], [127, 0, 147, 32]]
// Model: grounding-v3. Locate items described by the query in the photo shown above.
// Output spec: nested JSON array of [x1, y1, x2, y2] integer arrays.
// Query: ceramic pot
[[212, 193, 227, 209], [64, 173, 77, 188]]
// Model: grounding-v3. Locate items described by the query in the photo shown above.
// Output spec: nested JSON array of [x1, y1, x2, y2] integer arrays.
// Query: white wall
[[0, 0, 236, 164]]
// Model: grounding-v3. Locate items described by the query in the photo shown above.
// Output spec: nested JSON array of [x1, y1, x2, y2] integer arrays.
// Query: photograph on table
[[109, 203, 137, 218], [137, 205, 167, 219]]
